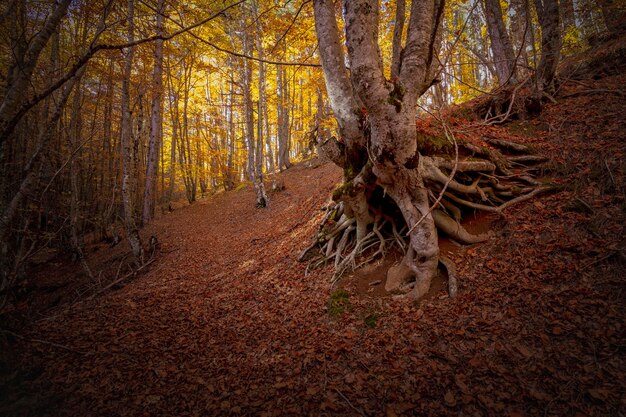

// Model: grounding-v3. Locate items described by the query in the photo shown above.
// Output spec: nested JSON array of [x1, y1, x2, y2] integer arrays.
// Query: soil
[[1, 72, 625, 416]]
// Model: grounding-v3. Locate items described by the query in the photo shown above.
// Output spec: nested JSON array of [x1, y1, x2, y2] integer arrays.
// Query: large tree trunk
[[120, 0, 144, 263], [312, 0, 443, 299], [308, 0, 547, 300], [483, 0, 518, 85]]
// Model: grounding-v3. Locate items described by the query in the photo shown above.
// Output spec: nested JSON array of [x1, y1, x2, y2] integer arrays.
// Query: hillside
[[1, 71, 625, 416]]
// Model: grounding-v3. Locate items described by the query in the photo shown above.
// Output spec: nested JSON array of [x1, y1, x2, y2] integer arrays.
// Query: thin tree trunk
[[242, 12, 256, 183], [277, 65, 292, 170], [0, 0, 72, 147], [534, 0, 562, 92], [226, 76, 235, 189], [0, 68, 84, 294], [68, 75, 94, 280], [142, 0, 164, 225], [253, 0, 269, 207], [120, 0, 144, 263], [483, 0, 518, 85]]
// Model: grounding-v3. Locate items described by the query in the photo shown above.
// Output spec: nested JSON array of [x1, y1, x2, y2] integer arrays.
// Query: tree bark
[[142, 0, 165, 225], [242, 11, 256, 183], [534, 0, 562, 92], [391, 0, 406, 80], [313, 0, 444, 299], [253, 0, 269, 207], [483, 0, 518, 85], [120, 0, 144, 263], [277, 65, 292, 170]]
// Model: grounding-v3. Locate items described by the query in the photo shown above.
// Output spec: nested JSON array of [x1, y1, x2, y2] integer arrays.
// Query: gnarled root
[[300, 136, 551, 298]]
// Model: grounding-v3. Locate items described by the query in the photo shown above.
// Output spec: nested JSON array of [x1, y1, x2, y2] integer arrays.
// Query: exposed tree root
[[300, 132, 551, 298]]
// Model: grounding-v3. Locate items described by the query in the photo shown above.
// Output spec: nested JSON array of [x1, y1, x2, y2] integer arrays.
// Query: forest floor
[[1, 71, 625, 416]]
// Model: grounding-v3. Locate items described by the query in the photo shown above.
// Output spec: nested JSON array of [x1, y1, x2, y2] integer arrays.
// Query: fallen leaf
[[444, 390, 457, 407]]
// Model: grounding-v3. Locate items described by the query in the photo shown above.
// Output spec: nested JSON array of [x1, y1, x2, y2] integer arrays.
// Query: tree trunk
[[509, 0, 533, 70], [0, 0, 72, 147], [68, 75, 94, 280], [534, 0, 562, 92], [308, 0, 546, 299], [253, 0, 269, 208], [599, 0, 626, 33], [242, 12, 256, 184], [483, 0, 518, 85], [391, 0, 406, 80], [312, 0, 443, 298], [277, 65, 292, 170], [120, 0, 144, 263], [142, 0, 165, 225], [0, 68, 83, 296]]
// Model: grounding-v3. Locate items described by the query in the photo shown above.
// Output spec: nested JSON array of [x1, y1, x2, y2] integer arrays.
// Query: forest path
[[3, 74, 625, 417]]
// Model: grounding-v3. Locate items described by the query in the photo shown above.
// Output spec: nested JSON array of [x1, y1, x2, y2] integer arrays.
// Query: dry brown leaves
[[2, 74, 625, 416]]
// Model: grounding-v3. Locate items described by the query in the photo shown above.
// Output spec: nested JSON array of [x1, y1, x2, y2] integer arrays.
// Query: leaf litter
[[1, 73, 625, 416]]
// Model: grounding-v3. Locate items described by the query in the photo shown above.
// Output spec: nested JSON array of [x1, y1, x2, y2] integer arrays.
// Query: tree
[[305, 0, 547, 299], [120, 0, 144, 263], [309, 0, 445, 298], [534, 0, 562, 92], [142, 0, 165, 225], [253, 0, 269, 208], [483, 0, 518, 85]]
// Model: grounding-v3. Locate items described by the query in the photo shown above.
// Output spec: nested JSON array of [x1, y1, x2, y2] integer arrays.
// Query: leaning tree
[[302, 0, 549, 299]]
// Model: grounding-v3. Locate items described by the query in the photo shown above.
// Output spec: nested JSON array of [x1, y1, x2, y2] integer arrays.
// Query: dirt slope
[[1, 74, 625, 417]]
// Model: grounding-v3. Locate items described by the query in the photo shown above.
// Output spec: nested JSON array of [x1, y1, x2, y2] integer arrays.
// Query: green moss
[[343, 165, 355, 181], [363, 311, 379, 328], [328, 289, 351, 318], [332, 182, 353, 201], [416, 133, 453, 155]]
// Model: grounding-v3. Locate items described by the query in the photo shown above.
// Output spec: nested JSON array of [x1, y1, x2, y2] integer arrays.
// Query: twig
[[583, 252, 616, 268], [1, 329, 86, 355], [574, 196, 594, 213], [604, 159, 616, 188], [88, 258, 155, 299], [334, 389, 366, 416]]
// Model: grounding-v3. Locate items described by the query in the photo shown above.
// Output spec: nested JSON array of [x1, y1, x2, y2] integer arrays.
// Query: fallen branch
[[88, 258, 155, 299]]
